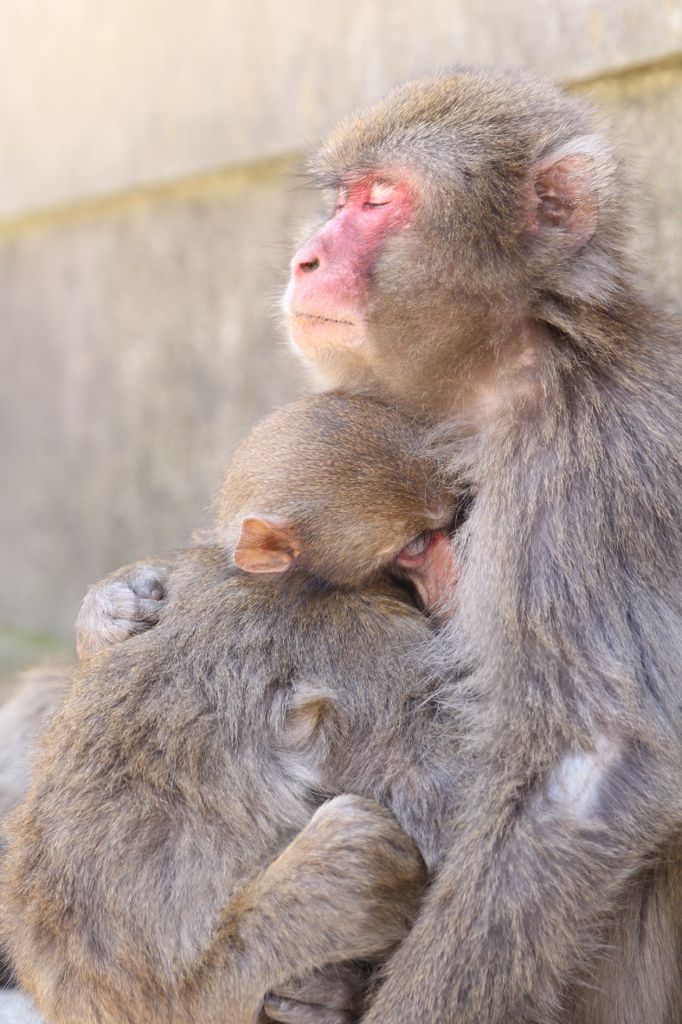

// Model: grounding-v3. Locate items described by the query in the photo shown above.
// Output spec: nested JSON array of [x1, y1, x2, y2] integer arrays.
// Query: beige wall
[[2, 1, 681, 679]]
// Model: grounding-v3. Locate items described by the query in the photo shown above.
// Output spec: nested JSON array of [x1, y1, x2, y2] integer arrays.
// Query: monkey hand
[[241, 793, 426, 1008], [75, 558, 170, 660], [262, 962, 373, 1024], [290, 795, 428, 962], [217, 798, 425, 1022]]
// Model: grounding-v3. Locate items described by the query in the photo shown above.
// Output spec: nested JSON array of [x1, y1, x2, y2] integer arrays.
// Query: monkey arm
[[75, 558, 171, 659], [203, 795, 425, 1023], [4, 791, 425, 1024], [360, 744, 682, 1024]]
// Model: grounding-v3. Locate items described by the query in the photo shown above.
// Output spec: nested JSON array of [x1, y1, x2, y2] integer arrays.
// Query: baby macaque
[[1, 392, 459, 1024]]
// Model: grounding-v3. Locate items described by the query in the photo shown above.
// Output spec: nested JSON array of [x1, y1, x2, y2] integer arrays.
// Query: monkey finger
[[81, 579, 139, 624], [271, 964, 370, 1011], [128, 565, 168, 602], [102, 584, 161, 625], [124, 596, 164, 625], [76, 564, 169, 659], [110, 616, 158, 640], [262, 996, 354, 1024]]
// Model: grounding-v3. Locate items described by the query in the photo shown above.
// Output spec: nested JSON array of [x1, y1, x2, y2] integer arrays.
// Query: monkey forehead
[[311, 68, 591, 185]]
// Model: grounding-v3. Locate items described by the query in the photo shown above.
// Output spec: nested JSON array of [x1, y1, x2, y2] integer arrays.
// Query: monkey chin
[[288, 313, 366, 357]]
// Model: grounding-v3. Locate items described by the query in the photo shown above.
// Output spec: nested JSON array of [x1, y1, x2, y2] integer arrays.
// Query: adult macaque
[[1, 393, 460, 1024], [280, 69, 682, 1024]]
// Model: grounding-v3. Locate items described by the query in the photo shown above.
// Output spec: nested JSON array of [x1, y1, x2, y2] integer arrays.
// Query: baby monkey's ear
[[233, 515, 302, 574]]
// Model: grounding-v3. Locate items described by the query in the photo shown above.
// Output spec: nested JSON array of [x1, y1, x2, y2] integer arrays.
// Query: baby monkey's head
[[215, 393, 458, 614]]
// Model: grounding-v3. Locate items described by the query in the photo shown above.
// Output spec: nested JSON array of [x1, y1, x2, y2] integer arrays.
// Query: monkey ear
[[527, 142, 599, 251], [233, 515, 302, 574]]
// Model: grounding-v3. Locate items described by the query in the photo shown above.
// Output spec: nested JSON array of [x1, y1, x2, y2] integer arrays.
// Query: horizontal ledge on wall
[[564, 50, 682, 88], [3, 48, 679, 232], [0, 154, 302, 239]]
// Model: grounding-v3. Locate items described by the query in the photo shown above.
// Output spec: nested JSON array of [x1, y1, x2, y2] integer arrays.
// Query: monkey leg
[[358, 745, 682, 1024], [12, 796, 425, 1024], [565, 848, 682, 1024], [262, 961, 376, 1024], [193, 795, 425, 1024]]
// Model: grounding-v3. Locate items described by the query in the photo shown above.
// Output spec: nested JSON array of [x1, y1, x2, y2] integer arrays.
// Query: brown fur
[[287, 69, 682, 1024], [0, 562, 173, 998], [0, 563, 172, 995], [0, 667, 70, 991], [0, 668, 67, 823], [18, 68, 681, 1024], [1, 393, 459, 1024], [0, 560, 172, 829], [0, 559, 169, 825]]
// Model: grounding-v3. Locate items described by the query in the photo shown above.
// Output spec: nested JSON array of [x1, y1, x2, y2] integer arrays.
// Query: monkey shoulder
[[278, 581, 437, 739], [166, 549, 432, 664], [34, 553, 271, 786], [285, 578, 433, 663]]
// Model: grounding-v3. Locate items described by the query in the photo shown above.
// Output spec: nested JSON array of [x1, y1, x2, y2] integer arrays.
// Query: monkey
[[30, 69, 681, 1023], [277, 68, 682, 1024], [0, 669, 66, 823], [1, 391, 462, 1024], [0, 561, 169, 822], [0, 561, 169, 829], [0, 668, 77, 993]]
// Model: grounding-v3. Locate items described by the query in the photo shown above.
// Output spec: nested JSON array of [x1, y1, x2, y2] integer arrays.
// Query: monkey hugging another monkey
[[0, 393, 463, 1024], [2, 65, 682, 1024]]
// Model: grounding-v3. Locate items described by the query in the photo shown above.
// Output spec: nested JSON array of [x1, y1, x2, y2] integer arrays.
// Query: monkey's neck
[[536, 287, 666, 359], [452, 317, 547, 431], [459, 293, 672, 432]]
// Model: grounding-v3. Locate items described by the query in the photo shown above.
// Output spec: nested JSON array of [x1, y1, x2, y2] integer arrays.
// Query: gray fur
[[0, 394, 458, 1024]]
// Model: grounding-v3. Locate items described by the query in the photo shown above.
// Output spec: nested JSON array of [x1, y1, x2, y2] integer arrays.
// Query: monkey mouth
[[293, 312, 356, 327], [288, 310, 366, 355]]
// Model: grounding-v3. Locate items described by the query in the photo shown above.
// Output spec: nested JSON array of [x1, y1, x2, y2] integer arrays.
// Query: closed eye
[[395, 530, 436, 567], [366, 181, 395, 208]]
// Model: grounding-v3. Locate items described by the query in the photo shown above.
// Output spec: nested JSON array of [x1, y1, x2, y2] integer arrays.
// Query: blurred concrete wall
[[2, 0, 682, 680]]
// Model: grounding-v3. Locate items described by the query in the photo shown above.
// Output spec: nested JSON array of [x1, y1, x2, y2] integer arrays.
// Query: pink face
[[285, 175, 415, 357], [394, 530, 459, 623]]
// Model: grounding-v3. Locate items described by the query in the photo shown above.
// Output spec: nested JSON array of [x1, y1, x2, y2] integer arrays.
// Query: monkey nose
[[299, 257, 319, 272], [292, 242, 322, 275]]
